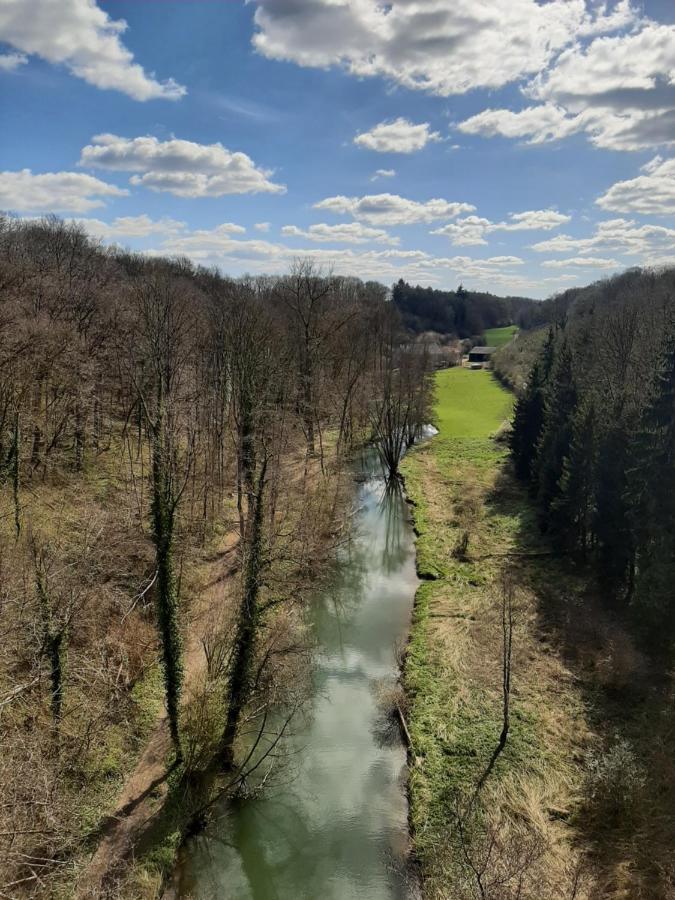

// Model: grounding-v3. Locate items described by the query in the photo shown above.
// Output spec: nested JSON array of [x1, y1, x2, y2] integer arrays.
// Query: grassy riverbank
[[401, 369, 593, 898]]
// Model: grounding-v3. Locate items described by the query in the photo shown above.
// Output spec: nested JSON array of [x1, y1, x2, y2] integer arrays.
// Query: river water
[[178, 446, 424, 900]]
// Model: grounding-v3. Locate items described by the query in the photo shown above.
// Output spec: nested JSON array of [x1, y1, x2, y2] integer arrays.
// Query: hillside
[[392, 280, 540, 338]]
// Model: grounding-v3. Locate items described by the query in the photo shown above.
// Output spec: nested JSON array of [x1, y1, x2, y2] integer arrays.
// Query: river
[[177, 441, 428, 899]]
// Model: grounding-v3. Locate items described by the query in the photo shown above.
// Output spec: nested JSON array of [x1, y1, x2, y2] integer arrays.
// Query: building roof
[[469, 346, 497, 354]]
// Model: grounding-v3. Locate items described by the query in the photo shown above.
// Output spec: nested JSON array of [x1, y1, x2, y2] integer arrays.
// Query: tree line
[[0, 214, 432, 895], [392, 279, 540, 338], [511, 267, 675, 652]]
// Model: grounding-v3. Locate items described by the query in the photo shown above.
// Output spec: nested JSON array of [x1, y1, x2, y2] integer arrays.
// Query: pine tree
[[534, 337, 577, 522], [592, 417, 636, 595], [510, 328, 556, 483], [631, 326, 675, 638], [550, 398, 597, 556]]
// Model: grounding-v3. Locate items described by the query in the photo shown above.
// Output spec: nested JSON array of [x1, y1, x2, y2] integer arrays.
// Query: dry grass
[[401, 371, 597, 899], [402, 369, 675, 900]]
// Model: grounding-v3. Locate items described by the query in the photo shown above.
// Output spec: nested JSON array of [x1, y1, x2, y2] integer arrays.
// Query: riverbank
[[401, 368, 593, 898], [75, 442, 352, 898], [173, 445, 420, 899]]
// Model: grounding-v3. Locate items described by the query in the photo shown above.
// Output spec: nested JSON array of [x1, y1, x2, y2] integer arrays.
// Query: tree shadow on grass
[[485, 461, 675, 899]]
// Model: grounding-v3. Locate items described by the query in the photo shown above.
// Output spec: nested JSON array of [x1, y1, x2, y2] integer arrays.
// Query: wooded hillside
[[512, 267, 675, 651], [392, 279, 540, 338], [0, 215, 432, 897]]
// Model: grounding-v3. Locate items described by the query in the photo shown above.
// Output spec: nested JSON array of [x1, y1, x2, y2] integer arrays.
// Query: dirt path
[[77, 535, 239, 899]]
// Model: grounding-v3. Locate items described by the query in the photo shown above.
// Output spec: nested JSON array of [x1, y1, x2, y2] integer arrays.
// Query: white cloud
[[371, 169, 396, 182], [596, 156, 675, 214], [146, 222, 534, 292], [314, 193, 475, 226], [0, 0, 185, 100], [531, 217, 675, 258], [458, 18, 675, 152], [458, 104, 584, 145], [354, 118, 441, 154], [542, 256, 620, 268], [251, 0, 635, 97], [431, 216, 492, 246], [432, 209, 570, 245], [70, 214, 187, 240], [281, 222, 398, 245], [254, 221, 271, 232], [503, 210, 571, 231], [0, 169, 127, 213], [0, 51, 27, 71], [79, 134, 286, 197]]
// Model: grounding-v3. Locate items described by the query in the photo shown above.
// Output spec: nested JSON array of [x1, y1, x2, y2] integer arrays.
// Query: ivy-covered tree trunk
[[150, 391, 184, 758], [11, 411, 20, 538], [34, 551, 66, 726], [74, 401, 85, 471], [221, 457, 267, 771]]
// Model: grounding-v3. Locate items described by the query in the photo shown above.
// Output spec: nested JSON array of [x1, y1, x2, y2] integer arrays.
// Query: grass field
[[434, 367, 514, 438], [401, 369, 591, 899], [484, 324, 518, 348]]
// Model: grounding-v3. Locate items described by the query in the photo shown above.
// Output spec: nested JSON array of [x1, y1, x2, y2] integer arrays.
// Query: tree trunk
[[221, 457, 267, 770], [150, 394, 183, 759]]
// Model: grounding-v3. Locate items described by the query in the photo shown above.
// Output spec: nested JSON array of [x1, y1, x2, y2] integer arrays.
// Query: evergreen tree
[[534, 337, 577, 522], [593, 417, 637, 598], [550, 398, 598, 556], [510, 328, 556, 483], [631, 326, 675, 637]]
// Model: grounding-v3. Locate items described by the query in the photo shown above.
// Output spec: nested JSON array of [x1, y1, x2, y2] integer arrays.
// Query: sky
[[2, 0, 675, 299]]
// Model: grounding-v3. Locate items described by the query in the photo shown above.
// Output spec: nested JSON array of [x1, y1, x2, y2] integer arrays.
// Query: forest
[[391, 280, 541, 338], [0, 215, 432, 897], [2, 213, 674, 900], [511, 268, 675, 652]]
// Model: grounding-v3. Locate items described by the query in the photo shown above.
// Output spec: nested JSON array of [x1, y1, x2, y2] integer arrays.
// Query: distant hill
[[392, 279, 541, 339]]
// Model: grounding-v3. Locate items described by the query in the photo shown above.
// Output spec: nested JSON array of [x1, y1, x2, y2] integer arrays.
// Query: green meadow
[[484, 324, 518, 348], [433, 367, 514, 439]]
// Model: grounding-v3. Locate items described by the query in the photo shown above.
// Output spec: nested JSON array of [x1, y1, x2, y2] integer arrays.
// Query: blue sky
[[2, 0, 675, 298]]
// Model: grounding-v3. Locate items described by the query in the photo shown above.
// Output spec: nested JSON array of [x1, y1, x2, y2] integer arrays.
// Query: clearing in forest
[[483, 324, 518, 349]]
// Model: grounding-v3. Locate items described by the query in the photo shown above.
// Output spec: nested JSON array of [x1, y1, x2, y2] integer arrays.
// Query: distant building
[[468, 346, 497, 367]]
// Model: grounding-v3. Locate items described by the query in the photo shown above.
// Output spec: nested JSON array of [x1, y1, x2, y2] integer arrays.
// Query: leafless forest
[[0, 215, 432, 897]]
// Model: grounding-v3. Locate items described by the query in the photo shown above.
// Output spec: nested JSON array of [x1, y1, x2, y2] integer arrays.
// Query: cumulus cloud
[[69, 216, 243, 242], [432, 209, 570, 245], [371, 169, 396, 182], [281, 222, 398, 245], [354, 118, 441, 154], [70, 214, 187, 240], [251, 0, 635, 97], [531, 217, 675, 258], [0, 51, 27, 71], [79, 134, 286, 197], [0, 0, 185, 100], [0, 169, 127, 213], [314, 193, 475, 226], [254, 222, 271, 232], [144, 222, 534, 292], [431, 216, 492, 246], [596, 156, 675, 214], [458, 17, 675, 152], [542, 257, 620, 268]]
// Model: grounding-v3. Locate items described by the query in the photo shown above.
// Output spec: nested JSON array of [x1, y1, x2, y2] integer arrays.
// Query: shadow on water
[[177, 444, 424, 899]]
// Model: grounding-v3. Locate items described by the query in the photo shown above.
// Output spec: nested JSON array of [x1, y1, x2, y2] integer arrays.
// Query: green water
[[178, 450, 422, 899]]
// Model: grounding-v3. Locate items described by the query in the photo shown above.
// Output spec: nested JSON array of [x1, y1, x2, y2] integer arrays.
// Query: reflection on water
[[179, 449, 421, 899]]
